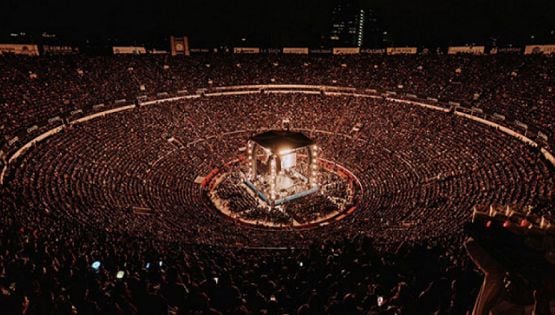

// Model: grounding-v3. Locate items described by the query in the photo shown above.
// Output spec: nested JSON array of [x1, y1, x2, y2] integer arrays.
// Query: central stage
[[205, 156, 362, 228], [246, 130, 319, 206], [243, 178, 319, 206]]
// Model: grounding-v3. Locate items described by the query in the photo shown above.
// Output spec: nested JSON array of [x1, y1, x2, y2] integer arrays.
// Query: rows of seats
[[7, 93, 553, 249], [1, 54, 553, 154], [0, 65, 553, 314]]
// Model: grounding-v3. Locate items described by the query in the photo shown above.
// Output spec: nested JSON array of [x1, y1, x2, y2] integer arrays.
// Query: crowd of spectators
[[0, 192, 481, 314], [1, 54, 553, 153], [0, 54, 553, 314], [212, 163, 351, 226]]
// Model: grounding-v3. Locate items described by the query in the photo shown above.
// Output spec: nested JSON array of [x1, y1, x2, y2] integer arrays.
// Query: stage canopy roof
[[250, 130, 314, 154]]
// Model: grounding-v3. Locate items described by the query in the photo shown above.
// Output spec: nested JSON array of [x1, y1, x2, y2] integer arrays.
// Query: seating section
[[0, 55, 553, 314], [1, 54, 553, 152], [5, 94, 553, 246]]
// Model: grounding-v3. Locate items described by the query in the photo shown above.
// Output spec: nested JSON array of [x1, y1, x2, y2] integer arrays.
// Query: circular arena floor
[[207, 158, 362, 228], [7, 91, 554, 247]]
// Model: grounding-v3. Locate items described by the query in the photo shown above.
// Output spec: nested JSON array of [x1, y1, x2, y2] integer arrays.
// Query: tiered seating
[[6, 93, 553, 249], [1, 55, 553, 151], [0, 56, 553, 315]]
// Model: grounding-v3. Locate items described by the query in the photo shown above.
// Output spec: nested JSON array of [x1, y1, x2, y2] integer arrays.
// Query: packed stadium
[[1, 1, 554, 314]]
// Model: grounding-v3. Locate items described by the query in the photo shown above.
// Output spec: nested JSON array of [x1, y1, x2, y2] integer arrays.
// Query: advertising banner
[[447, 46, 485, 55], [112, 46, 146, 54], [490, 47, 521, 55], [332, 47, 360, 55], [360, 48, 386, 54], [283, 47, 309, 54], [43, 45, 79, 55], [261, 48, 281, 54], [310, 49, 332, 54], [0, 44, 39, 56], [524, 44, 555, 55], [386, 47, 417, 55], [190, 48, 210, 53], [233, 47, 260, 54], [149, 49, 169, 54]]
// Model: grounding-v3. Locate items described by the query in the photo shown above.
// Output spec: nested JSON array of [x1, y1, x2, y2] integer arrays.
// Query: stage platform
[[243, 178, 318, 205]]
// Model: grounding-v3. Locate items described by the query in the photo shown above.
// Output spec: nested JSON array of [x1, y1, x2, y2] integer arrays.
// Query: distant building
[[328, 1, 381, 48]]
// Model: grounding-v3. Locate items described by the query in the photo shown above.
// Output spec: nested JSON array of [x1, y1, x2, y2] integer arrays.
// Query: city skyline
[[1, 0, 554, 48]]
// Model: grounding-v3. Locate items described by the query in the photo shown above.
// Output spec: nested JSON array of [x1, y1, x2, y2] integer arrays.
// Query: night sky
[[1, 0, 554, 47]]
